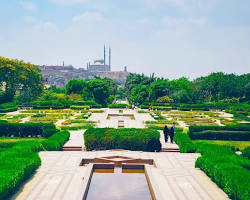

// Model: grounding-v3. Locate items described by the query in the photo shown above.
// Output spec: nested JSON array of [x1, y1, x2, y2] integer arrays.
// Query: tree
[[66, 79, 86, 95], [88, 79, 110, 106], [150, 80, 170, 101], [130, 85, 150, 104], [0, 57, 44, 102]]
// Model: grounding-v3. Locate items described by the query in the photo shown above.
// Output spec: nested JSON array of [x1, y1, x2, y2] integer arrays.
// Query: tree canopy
[[125, 72, 250, 104], [0, 57, 44, 103]]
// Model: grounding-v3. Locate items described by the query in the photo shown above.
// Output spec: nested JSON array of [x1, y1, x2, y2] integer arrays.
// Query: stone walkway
[[63, 130, 85, 149], [12, 109, 230, 200], [90, 109, 153, 128], [14, 151, 229, 200]]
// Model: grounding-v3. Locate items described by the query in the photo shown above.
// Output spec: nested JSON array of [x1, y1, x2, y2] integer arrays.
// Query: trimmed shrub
[[0, 122, 57, 138], [189, 125, 250, 133], [189, 126, 250, 141], [0, 141, 42, 199], [70, 105, 90, 110], [189, 130, 250, 141], [108, 104, 128, 108], [0, 106, 18, 113], [174, 132, 196, 153], [195, 149, 250, 200], [84, 128, 161, 152], [91, 104, 102, 108], [41, 131, 70, 151], [242, 146, 250, 159]]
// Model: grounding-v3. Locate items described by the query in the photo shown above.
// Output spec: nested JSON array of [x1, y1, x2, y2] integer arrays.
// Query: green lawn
[[192, 140, 250, 150]]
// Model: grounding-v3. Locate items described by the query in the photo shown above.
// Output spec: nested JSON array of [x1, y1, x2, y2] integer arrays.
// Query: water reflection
[[86, 168, 152, 200]]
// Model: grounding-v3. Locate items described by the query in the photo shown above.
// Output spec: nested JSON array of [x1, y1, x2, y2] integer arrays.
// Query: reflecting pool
[[86, 168, 152, 200]]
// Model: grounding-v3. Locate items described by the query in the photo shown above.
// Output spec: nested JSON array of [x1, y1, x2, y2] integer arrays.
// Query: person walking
[[169, 126, 175, 143], [163, 125, 169, 142]]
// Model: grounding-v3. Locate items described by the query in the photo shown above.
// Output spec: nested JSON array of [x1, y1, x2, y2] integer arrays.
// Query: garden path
[[14, 151, 229, 200], [91, 109, 153, 128], [63, 130, 85, 150]]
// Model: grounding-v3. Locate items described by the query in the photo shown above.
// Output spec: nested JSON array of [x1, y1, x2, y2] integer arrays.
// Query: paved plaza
[[13, 109, 229, 200]]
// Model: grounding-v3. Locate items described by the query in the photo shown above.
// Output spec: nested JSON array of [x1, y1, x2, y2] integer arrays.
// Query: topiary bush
[[0, 122, 57, 138], [84, 128, 161, 152]]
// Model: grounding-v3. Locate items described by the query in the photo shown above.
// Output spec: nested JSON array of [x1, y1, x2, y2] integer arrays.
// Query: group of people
[[163, 122, 175, 143], [132, 103, 139, 109]]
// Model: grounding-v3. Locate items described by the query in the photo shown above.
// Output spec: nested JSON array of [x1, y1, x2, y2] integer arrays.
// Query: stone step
[[161, 148, 180, 152], [63, 146, 82, 151]]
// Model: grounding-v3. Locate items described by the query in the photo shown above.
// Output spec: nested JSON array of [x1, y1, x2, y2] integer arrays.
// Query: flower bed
[[84, 127, 161, 152]]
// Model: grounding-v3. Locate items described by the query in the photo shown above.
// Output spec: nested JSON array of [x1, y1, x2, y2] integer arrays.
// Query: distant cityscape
[[38, 45, 129, 87]]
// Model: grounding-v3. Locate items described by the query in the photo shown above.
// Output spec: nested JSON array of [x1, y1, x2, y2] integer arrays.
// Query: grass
[[0, 137, 46, 143], [192, 140, 250, 151]]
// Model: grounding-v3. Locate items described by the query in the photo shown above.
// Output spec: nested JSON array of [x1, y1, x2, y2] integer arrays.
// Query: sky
[[0, 0, 250, 79]]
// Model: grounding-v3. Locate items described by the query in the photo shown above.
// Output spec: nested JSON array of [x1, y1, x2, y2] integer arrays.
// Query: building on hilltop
[[87, 45, 111, 72], [38, 45, 129, 87]]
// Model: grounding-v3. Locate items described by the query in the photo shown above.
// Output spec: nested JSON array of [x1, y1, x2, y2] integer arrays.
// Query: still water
[[86, 168, 152, 200]]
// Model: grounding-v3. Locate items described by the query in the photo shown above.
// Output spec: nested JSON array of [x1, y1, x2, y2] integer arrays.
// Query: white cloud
[[186, 17, 206, 25], [163, 0, 186, 8], [29, 21, 58, 33], [162, 16, 206, 26], [21, 1, 37, 11], [23, 16, 36, 23], [136, 18, 152, 25], [72, 12, 104, 23], [49, 0, 88, 5]]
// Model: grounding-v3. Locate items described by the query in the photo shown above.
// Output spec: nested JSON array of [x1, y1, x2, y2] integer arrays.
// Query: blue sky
[[0, 0, 249, 79]]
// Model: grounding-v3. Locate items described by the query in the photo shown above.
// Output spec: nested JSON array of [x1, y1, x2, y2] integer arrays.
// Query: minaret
[[104, 45, 106, 65], [109, 46, 111, 71]]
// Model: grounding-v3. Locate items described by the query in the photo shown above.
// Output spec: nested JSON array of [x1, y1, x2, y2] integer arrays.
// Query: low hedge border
[[188, 126, 250, 141], [242, 146, 250, 159], [0, 122, 58, 138], [174, 131, 250, 200], [189, 130, 250, 141], [0, 141, 42, 199], [0, 130, 70, 199], [41, 131, 70, 151], [108, 104, 128, 108]]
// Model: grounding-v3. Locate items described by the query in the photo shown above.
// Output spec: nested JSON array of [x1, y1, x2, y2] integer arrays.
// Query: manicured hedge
[[174, 131, 250, 200], [19, 100, 98, 109], [174, 132, 196, 153], [195, 144, 250, 200], [91, 104, 102, 108], [84, 127, 161, 152], [0, 122, 58, 138], [0, 141, 42, 199], [189, 126, 250, 141], [70, 105, 90, 110], [0, 106, 18, 113], [0, 130, 70, 199], [189, 125, 250, 133], [41, 131, 70, 151], [108, 104, 128, 108], [189, 130, 250, 141], [242, 146, 250, 159]]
